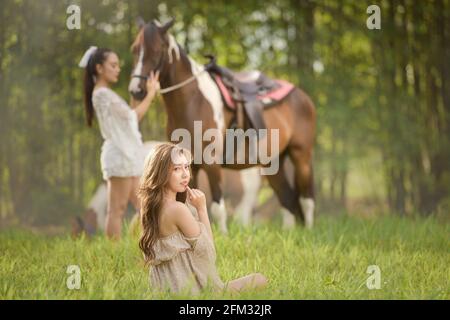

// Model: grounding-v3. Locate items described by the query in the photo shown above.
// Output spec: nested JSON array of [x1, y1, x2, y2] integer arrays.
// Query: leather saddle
[[223, 69, 280, 98], [204, 55, 294, 133]]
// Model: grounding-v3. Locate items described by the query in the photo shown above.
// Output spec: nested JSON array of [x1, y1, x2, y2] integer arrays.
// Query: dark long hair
[[82, 48, 113, 127], [138, 142, 192, 265]]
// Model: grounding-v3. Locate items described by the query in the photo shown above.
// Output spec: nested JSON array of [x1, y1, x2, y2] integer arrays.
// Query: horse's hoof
[[281, 209, 295, 230]]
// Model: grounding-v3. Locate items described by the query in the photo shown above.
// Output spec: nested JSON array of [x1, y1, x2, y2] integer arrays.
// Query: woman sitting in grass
[[138, 142, 268, 295]]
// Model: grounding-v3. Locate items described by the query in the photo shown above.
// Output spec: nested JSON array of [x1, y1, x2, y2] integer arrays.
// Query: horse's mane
[[130, 29, 144, 52]]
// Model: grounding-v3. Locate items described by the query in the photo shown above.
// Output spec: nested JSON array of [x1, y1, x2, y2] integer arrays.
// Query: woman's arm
[[173, 202, 201, 238], [133, 91, 154, 122], [196, 206, 214, 242], [186, 187, 214, 241], [131, 71, 160, 122]]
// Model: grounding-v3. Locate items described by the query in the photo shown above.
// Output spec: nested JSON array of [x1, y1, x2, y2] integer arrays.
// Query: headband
[[78, 46, 98, 68]]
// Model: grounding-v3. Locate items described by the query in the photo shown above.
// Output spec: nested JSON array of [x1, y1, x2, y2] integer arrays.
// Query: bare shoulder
[[164, 201, 193, 222], [165, 201, 200, 238], [158, 201, 186, 236]]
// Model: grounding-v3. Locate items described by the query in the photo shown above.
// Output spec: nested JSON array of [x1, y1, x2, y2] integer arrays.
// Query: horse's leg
[[265, 155, 301, 229], [235, 167, 261, 226], [203, 165, 228, 234], [191, 164, 200, 189], [288, 146, 315, 229]]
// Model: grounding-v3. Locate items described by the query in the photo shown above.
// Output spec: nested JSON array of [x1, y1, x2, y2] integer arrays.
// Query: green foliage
[[0, 0, 449, 225]]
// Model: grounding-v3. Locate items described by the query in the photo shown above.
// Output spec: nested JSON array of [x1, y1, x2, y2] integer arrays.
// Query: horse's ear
[[160, 18, 175, 34], [136, 16, 146, 29]]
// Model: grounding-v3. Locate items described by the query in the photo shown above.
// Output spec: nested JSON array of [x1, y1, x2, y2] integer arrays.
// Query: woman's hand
[[186, 186, 214, 241], [134, 71, 160, 122], [186, 186, 207, 212], [146, 71, 160, 96]]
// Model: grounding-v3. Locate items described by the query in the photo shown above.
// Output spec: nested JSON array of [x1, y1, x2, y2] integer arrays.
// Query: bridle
[[131, 45, 166, 81], [130, 41, 206, 95]]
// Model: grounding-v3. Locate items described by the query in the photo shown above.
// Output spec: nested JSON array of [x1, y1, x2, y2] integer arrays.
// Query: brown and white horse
[[128, 19, 316, 233]]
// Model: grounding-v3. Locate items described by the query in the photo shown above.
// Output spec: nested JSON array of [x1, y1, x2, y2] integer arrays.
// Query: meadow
[[1, 215, 448, 299]]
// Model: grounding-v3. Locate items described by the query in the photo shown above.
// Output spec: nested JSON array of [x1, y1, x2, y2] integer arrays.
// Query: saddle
[[204, 55, 295, 132]]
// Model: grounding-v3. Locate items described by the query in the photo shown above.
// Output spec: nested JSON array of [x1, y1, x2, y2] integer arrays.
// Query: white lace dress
[[92, 87, 145, 180]]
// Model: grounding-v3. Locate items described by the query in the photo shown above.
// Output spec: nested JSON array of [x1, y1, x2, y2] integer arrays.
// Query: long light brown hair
[[138, 142, 192, 265]]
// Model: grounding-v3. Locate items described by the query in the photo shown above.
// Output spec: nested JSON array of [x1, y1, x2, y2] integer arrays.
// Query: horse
[[128, 18, 316, 233]]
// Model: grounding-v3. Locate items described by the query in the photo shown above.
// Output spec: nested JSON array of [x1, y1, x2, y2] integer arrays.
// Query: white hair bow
[[78, 46, 98, 68]]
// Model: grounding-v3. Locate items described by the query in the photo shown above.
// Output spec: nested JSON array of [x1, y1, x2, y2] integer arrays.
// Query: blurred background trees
[[0, 0, 448, 227]]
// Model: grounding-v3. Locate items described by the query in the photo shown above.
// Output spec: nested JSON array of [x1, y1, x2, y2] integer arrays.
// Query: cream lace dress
[[92, 87, 145, 180], [149, 212, 225, 295]]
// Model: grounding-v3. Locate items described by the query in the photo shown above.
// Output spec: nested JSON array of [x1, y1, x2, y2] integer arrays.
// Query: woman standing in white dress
[[79, 46, 160, 239]]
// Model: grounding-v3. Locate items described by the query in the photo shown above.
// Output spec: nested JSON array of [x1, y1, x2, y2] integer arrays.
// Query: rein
[[159, 68, 206, 94], [131, 45, 207, 95]]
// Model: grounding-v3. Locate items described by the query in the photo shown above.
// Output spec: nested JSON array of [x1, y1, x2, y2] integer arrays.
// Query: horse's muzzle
[[130, 89, 147, 101]]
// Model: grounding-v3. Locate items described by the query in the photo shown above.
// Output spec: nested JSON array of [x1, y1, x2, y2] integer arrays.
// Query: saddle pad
[[213, 75, 295, 110]]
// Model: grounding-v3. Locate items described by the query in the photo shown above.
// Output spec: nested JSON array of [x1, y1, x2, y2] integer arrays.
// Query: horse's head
[[128, 17, 175, 100]]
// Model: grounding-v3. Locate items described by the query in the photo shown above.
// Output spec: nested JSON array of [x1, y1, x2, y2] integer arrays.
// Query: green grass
[[0, 215, 449, 299]]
